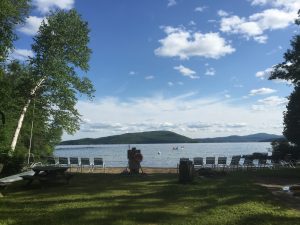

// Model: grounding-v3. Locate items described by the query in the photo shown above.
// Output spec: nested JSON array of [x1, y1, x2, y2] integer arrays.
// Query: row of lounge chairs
[[45, 157, 105, 172], [181, 156, 295, 170]]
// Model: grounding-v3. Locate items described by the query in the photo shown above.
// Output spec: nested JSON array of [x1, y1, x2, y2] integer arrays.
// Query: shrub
[[0, 147, 25, 177], [271, 140, 300, 163]]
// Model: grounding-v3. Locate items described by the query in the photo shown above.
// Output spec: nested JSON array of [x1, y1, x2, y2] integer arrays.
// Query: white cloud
[[249, 87, 277, 96], [220, 7, 297, 43], [257, 96, 288, 106], [155, 26, 235, 59], [256, 67, 273, 80], [218, 10, 229, 17], [18, 16, 44, 36], [178, 81, 184, 85], [253, 35, 268, 43], [250, 0, 300, 12], [249, 9, 296, 30], [62, 93, 285, 140], [32, 0, 74, 14], [167, 0, 177, 7], [168, 82, 174, 86], [188, 20, 196, 26], [266, 45, 283, 55], [234, 84, 244, 88], [225, 94, 231, 98], [195, 6, 207, 12], [174, 65, 199, 79], [145, 75, 155, 80], [205, 67, 216, 76], [129, 71, 136, 75], [10, 48, 34, 61]]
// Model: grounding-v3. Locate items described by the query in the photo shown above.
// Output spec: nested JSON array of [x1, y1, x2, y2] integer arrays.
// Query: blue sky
[[11, 0, 299, 140]]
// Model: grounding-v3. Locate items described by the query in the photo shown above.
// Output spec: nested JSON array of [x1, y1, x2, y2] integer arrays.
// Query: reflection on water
[[54, 142, 271, 168]]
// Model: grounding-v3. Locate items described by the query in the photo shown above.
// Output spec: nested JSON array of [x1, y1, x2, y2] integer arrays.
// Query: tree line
[[0, 0, 94, 167], [269, 11, 300, 161]]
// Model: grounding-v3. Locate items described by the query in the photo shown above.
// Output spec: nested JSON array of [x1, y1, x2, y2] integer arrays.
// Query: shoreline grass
[[1, 169, 300, 225]]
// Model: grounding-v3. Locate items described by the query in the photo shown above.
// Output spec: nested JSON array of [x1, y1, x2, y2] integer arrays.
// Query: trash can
[[179, 160, 194, 183]]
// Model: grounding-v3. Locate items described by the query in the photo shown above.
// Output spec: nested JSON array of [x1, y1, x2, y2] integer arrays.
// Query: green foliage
[[29, 9, 94, 135], [0, 0, 30, 63], [0, 9, 94, 156], [0, 61, 62, 159], [283, 86, 300, 146], [269, 11, 300, 150], [0, 147, 24, 177], [271, 140, 300, 162]]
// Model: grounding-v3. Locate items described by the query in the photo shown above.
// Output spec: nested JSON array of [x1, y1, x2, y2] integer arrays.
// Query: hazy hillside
[[195, 133, 284, 143], [60, 131, 197, 145]]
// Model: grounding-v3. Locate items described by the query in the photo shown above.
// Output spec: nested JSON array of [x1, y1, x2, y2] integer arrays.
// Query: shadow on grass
[[0, 172, 300, 225]]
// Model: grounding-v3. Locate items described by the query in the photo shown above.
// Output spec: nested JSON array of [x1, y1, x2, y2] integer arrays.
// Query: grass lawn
[[1, 169, 300, 225]]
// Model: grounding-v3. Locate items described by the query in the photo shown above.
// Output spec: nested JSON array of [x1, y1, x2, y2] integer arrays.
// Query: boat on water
[[173, 146, 184, 150]]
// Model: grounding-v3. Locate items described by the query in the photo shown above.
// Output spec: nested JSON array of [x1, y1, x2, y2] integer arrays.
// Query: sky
[[11, 0, 300, 140]]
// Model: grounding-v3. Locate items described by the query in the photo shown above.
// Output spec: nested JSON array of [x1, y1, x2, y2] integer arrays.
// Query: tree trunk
[[10, 99, 31, 151], [10, 78, 45, 152]]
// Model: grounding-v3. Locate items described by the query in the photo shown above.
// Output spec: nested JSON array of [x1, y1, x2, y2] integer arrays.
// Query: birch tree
[[10, 9, 94, 152]]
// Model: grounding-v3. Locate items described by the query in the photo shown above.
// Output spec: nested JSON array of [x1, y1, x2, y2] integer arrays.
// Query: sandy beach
[[72, 167, 178, 174]]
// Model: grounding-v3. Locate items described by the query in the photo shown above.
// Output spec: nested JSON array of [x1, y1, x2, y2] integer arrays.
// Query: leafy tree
[[10, 9, 94, 152], [269, 10, 300, 149], [0, 0, 30, 63], [0, 0, 30, 135], [282, 86, 300, 146]]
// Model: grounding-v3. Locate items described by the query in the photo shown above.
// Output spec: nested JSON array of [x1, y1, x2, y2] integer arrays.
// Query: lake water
[[54, 142, 272, 168]]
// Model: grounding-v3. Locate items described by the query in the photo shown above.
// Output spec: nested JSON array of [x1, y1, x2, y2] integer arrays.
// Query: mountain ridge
[[60, 131, 284, 145], [195, 133, 284, 143]]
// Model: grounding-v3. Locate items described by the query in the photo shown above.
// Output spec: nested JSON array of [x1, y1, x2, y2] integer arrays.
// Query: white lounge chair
[[217, 157, 227, 170], [92, 158, 105, 173], [80, 158, 92, 172], [205, 157, 215, 168], [69, 157, 80, 172], [58, 157, 69, 168], [193, 157, 203, 170]]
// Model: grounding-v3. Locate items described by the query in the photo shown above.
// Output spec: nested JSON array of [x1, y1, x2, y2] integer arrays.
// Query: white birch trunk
[[10, 78, 45, 152]]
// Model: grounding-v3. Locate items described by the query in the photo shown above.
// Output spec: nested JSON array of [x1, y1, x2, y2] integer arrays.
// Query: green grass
[[1, 169, 300, 225]]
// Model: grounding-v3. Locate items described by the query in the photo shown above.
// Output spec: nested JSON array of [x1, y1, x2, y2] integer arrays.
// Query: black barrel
[[179, 160, 194, 183]]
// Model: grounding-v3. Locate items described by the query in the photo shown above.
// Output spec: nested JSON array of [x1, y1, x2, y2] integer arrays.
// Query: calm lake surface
[[54, 142, 272, 168]]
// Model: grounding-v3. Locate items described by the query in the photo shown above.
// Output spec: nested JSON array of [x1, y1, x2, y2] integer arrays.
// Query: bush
[[271, 140, 300, 163], [0, 147, 25, 177]]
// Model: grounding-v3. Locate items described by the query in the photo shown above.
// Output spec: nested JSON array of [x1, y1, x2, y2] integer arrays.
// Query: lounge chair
[[280, 160, 295, 168], [217, 157, 227, 170], [58, 157, 69, 167], [92, 158, 105, 173], [193, 157, 203, 170], [229, 156, 241, 170], [205, 157, 215, 168], [69, 157, 80, 172], [80, 158, 92, 172]]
